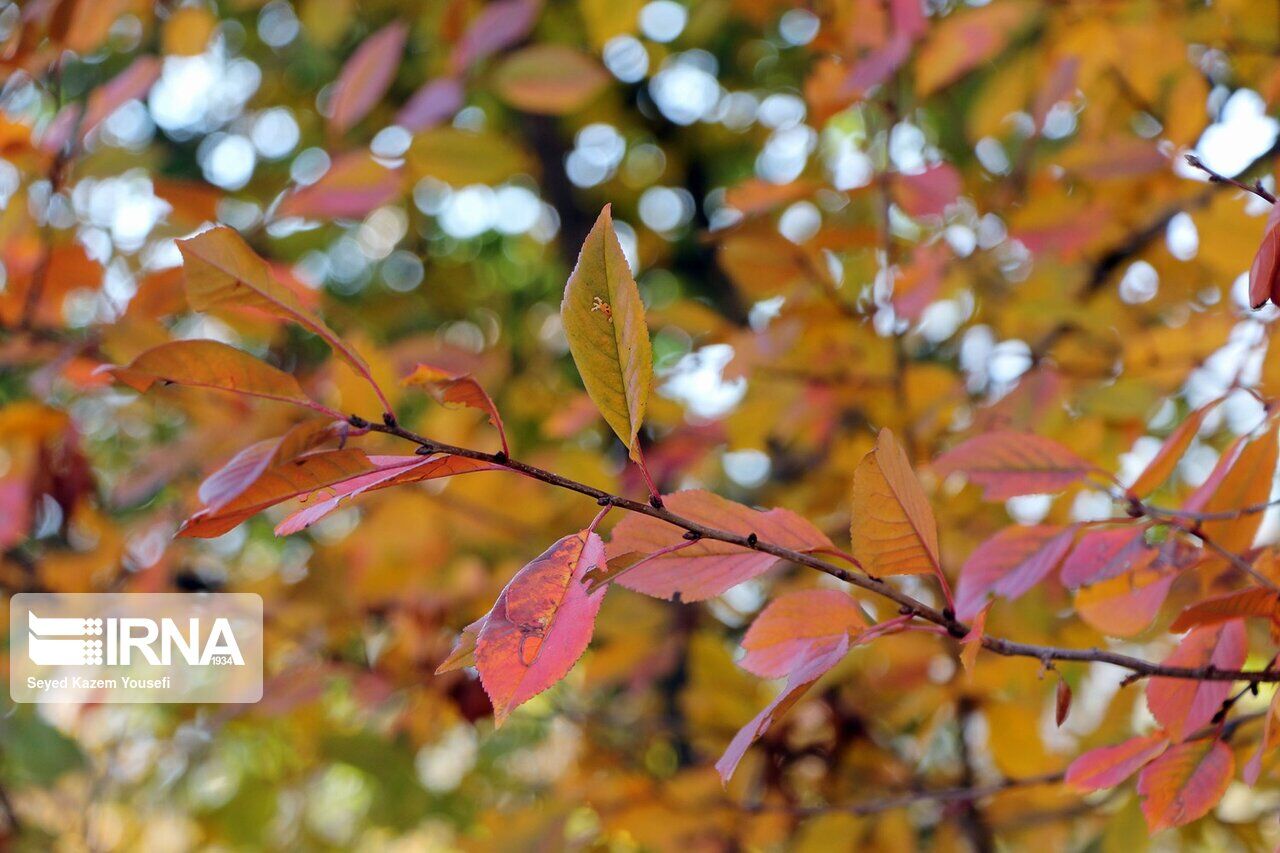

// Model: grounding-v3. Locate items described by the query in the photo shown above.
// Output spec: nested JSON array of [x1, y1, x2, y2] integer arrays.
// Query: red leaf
[[328, 22, 408, 134], [1065, 734, 1169, 791], [1058, 525, 1154, 587], [403, 363, 509, 455], [1250, 208, 1280, 310], [474, 531, 608, 726], [274, 454, 499, 534], [607, 490, 833, 601], [1055, 677, 1072, 727], [1147, 621, 1247, 741], [1170, 588, 1280, 633], [715, 634, 850, 784], [1137, 738, 1234, 832], [933, 432, 1097, 500], [738, 589, 867, 678], [954, 524, 1075, 619]]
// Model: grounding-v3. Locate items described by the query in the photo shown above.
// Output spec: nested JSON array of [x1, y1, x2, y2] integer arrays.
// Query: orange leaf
[[954, 524, 1075, 619], [199, 419, 339, 512], [934, 431, 1098, 500], [274, 454, 499, 535], [608, 490, 834, 601], [852, 428, 941, 577], [105, 340, 332, 414], [1065, 734, 1169, 791], [436, 617, 485, 674], [177, 226, 390, 414], [1198, 419, 1279, 558], [178, 449, 380, 538], [1170, 588, 1280, 633], [1075, 566, 1175, 638], [738, 589, 867, 678], [403, 363, 509, 455], [328, 22, 408, 134], [1147, 621, 1247, 741], [1130, 398, 1225, 499], [474, 530, 608, 726], [1137, 738, 1233, 832]]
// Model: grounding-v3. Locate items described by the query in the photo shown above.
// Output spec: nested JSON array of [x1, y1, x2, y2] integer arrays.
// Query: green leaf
[[561, 205, 652, 460]]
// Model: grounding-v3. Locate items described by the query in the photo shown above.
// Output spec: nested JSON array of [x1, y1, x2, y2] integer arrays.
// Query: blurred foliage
[[4, 0, 1280, 849]]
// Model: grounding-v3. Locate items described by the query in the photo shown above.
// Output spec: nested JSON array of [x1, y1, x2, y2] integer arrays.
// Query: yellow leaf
[[162, 7, 216, 57], [852, 428, 941, 576], [561, 206, 653, 460]]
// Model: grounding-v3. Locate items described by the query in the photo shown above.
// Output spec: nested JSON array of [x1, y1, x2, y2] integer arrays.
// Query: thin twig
[[355, 416, 1280, 684], [1185, 154, 1277, 204]]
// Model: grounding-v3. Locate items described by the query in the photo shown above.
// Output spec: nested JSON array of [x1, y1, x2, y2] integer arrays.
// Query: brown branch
[[355, 416, 1280, 683], [1184, 154, 1277, 204]]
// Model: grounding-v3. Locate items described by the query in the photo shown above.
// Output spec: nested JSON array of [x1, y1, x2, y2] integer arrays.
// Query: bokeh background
[[5, 0, 1280, 849]]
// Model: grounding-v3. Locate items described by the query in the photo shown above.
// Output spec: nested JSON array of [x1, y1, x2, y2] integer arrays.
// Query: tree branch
[[1184, 153, 1276, 204], [356, 416, 1280, 684]]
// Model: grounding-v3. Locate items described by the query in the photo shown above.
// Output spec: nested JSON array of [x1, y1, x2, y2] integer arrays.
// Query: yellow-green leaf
[[561, 206, 652, 460]]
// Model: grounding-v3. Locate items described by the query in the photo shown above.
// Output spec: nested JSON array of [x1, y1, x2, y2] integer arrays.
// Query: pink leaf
[[954, 524, 1075, 619], [607, 490, 834, 601], [475, 531, 608, 726], [274, 454, 500, 535], [1147, 621, 1247, 741], [395, 77, 465, 131], [933, 432, 1097, 500], [199, 419, 337, 512], [1065, 734, 1169, 791], [450, 0, 542, 74], [329, 22, 408, 134], [276, 152, 405, 220], [1059, 525, 1153, 587], [716, 635, 850, 784]]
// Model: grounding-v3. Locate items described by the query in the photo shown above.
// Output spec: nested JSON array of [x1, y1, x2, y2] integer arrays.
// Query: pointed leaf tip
[[561, 207, 652, 462]]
